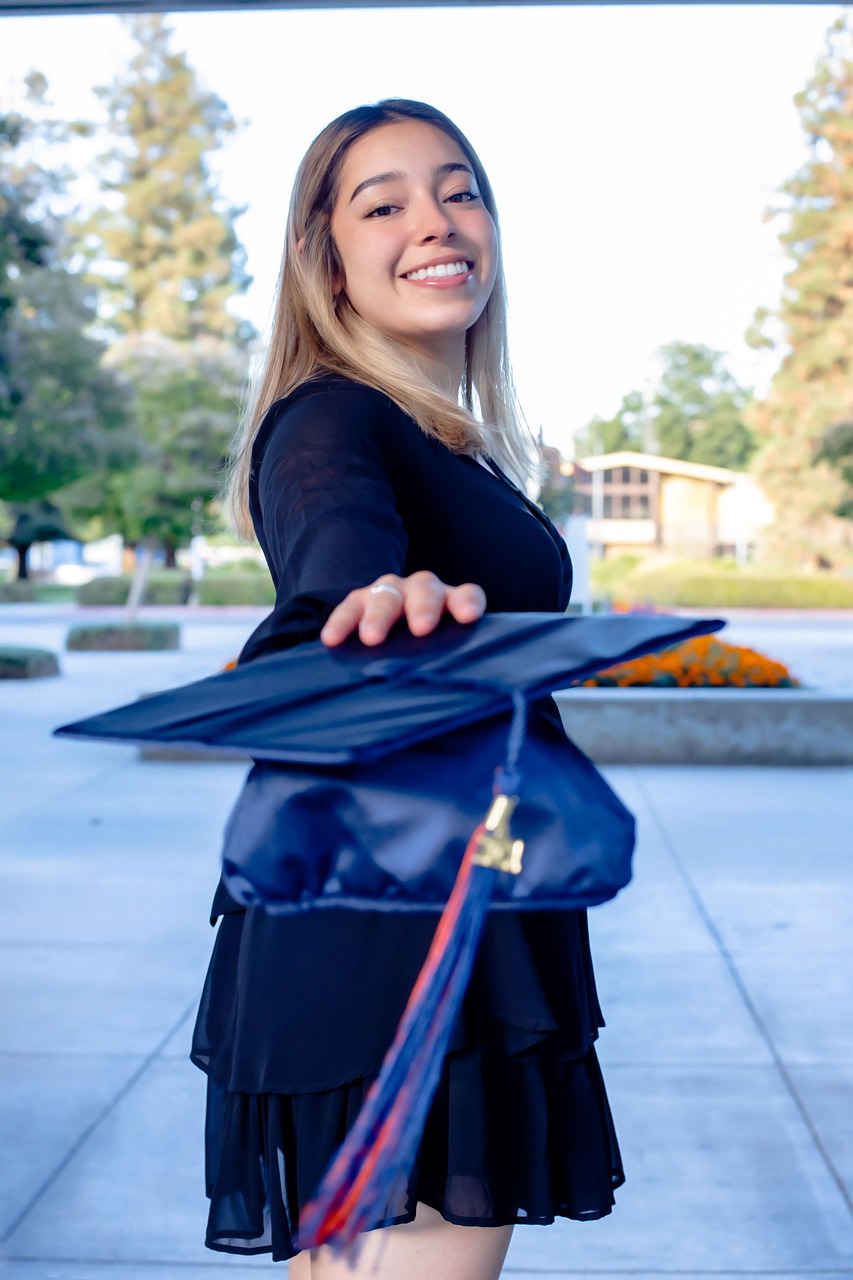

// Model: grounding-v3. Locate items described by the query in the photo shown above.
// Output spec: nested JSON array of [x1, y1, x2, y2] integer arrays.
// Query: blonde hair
[[228, 98, 539, 537]]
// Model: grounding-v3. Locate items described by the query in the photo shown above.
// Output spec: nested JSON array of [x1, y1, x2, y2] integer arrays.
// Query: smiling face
[[329, 120, 498, 380]]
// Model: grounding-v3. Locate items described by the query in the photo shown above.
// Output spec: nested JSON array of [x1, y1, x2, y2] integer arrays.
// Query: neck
[[402, 333, 466, 398]]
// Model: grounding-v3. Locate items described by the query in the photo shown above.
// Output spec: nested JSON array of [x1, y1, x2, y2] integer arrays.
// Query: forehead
[[337, 120, 470, 194]]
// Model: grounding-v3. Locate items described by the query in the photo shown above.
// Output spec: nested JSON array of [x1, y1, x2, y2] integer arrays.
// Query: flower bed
[[584, 634, 799, 688]]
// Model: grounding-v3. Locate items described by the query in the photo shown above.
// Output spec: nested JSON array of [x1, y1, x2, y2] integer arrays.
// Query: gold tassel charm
[[471, 794, 525, 875]]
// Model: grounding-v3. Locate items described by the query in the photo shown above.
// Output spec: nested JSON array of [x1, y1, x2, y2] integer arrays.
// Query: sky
[[0, 2, 847, 453]]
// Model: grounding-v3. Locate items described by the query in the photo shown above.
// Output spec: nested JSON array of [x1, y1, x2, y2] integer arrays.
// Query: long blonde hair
[[228, 99, 538, 537]]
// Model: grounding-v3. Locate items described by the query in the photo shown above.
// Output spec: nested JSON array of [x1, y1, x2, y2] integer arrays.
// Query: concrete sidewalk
[[1, 611, 851, 1278]]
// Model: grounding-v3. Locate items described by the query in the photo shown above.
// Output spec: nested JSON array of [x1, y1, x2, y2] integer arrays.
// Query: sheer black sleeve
[[239, 383, 409, 664]]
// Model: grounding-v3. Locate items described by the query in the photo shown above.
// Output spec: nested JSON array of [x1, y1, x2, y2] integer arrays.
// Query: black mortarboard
[[56, 610, 723, 1250]]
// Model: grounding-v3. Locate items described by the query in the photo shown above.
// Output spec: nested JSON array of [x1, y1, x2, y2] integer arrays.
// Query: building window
[[622, 466, 631, 483], [639, 470, 649, 483], [603, 495, 613, 518], [604, 469, 613, 482], [639, 493, 650, 517], [621, 494, 631, 516]]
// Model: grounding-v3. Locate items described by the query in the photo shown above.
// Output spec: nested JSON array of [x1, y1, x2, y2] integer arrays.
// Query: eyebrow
[[348, 162, 474, 204]]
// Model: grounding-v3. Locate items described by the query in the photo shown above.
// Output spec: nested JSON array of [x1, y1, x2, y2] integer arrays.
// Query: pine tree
[[82, 14, 251, 341], [747, 13, 853, 567]]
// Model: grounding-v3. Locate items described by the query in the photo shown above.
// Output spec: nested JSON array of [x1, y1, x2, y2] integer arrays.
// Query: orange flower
[[584, 634, 798, 688]]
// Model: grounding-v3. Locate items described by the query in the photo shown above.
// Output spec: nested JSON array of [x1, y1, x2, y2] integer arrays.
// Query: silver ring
[[369, 582, 403, 600]]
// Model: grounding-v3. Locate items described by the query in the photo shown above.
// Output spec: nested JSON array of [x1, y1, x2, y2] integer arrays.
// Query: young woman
[[191, 99, 623, 1280]]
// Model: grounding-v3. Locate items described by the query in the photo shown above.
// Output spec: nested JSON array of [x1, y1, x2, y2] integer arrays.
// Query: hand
[[320, 571, 486, 648]]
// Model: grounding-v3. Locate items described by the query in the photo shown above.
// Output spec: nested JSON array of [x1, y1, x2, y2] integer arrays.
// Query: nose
[[413, 196, 456, 244]]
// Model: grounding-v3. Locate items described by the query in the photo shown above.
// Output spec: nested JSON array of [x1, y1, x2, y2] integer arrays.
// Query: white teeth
[[406, 260, 469, 280]]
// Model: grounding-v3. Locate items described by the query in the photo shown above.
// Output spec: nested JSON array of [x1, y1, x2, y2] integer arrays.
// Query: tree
[[651, 341, 756, 470], [81, 14, 251, 341], [0, 92, 135, 579], [69, 334, 247, 566], [747, 13, 853, 566], [574, 344, 754, 469], [817, 421, 853, 518], [574, 390, 651, 457], [0, 104, 52, 429]]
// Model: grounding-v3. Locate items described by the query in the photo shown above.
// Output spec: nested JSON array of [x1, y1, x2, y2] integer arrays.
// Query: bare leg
[[301, 1201, 513, 1280], [288, 1250, 312, 1279]]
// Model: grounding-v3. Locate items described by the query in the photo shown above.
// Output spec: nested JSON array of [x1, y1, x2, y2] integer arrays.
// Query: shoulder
[[253, 373, 410, 470]]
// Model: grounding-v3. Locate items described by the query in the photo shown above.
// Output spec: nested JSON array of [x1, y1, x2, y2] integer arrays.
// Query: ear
[[296, 237, 305, 256]]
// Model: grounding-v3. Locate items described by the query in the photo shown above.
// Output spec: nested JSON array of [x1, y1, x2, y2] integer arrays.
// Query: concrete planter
[[555, 687, 853, 765]]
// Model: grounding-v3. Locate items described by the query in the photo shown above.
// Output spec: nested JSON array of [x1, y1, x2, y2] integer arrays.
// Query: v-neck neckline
[[464, 452, 554, 533]]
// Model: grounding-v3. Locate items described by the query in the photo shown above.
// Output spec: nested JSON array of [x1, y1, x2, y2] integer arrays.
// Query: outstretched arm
[[239, 385, 484, 661]]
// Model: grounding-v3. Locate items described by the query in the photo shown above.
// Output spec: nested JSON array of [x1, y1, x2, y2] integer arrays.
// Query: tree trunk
[[15, 544, 30, 581], [125, 542, 154, 624], [164, 542, 177, 569]]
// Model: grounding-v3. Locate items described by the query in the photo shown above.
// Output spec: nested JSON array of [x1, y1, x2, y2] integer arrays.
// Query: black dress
[[190, 374, 624, 1260]]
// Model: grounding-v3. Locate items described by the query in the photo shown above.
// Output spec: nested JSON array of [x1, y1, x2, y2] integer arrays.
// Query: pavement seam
[[631, 770, 853, 1220], [0, 1000, 199, 1246]]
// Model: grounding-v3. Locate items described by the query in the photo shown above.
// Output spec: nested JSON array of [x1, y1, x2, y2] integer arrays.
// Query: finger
[[402, 571, 449, 636], [445, 583, 487, 624], [320, 588, 372, 647], [359, 578, 407, 645]]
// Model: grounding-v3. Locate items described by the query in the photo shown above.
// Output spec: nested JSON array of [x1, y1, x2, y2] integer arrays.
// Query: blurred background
[[1, 2, 852, 618]]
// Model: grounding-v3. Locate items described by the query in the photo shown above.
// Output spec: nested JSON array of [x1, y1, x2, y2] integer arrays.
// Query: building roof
[[571, 450, 738, 486]]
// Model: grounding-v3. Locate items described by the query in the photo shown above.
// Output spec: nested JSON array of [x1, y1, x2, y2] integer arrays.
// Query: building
[[563, 451, 773, 560]]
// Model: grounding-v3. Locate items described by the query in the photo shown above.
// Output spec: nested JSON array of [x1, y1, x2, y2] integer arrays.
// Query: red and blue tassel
[[297, 696, 528, 1254]]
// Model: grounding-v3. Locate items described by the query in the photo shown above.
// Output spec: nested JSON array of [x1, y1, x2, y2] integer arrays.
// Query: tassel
[[297, 695, 529, 1254], [297, 819, 494, 1251]]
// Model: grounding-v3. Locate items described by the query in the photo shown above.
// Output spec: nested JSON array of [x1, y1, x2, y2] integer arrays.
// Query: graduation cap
[[56, 610, 723, 1252]]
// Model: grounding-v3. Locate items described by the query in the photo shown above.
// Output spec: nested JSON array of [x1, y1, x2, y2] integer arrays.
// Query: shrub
[[0, 580, 38, 603], [66, 624, 180, 651], [608, 562, 853, 609], [585, 634, 799, 688], [205, 558, 267, 575], [197, 573, 275, 606], [76, 572, 192, 606], [0, 646, 60, 678]]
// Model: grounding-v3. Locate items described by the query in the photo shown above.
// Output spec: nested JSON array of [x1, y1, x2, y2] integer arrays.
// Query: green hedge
[[608, 564, 853, 609], [0, 646, 60, 678], [0, 580, 38, 603], [66, 623, 180, 651], [76, 572, 192, 606], [196, 573, 275, 606]]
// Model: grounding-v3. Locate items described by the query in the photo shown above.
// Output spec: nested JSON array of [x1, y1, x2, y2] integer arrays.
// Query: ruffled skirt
[[191, 897, 624, 1261]]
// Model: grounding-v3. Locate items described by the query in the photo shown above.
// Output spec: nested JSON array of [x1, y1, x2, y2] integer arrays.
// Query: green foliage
[[76, 570, 191, 606], [81, 14, 251, 341], [652, 342, 756, 470], [574, 391, 651, 457], [0, 88, 136, 578], [817, 420, 853, 517], [0, 645, 59, 678], [197, 572, 275, 606], [575, 345, 755, 471], [747, 13, 853, 565], [596, 558, 853, 608], [0, 264, 134, 507], [0, 579, 38, 602], [66, 623, 180, 651], [67, 334, 245, 560]]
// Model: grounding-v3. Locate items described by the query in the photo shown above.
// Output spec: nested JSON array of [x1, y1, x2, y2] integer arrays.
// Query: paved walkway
[[1, 609, 851, 1278]]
